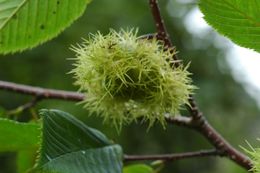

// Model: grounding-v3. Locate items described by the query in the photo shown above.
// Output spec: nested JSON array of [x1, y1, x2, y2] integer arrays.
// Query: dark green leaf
[[36, 109, 123, 173], [39, 145, 123, 173]]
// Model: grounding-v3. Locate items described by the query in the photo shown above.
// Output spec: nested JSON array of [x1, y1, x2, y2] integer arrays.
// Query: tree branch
[[0, 80, 84, 101], [148, 0, 253, 170], [148, 0, 174, 52], [165, 115, 193, 128], [194, 120, 253, 170], [165, 115, 253, 170], [124, 149, 222, 162]]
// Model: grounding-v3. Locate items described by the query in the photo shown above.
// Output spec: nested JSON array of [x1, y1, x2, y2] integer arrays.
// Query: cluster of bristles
[[71, 29, 194, 130], [243, 141, 260, 173]]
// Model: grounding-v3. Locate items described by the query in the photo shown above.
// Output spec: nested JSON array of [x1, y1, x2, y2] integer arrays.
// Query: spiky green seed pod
[[243, 141, 260, 173], [71, 29, 194, 130]]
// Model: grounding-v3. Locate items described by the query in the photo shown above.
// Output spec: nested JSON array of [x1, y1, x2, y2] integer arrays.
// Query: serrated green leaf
[[199, 0, 260, 53], [0, 0, 92, 54], [36, 109, 123, 173], [39, 145, 123, 173], [38, 109, 112, 166], [0, 118, 40, 152], [123, 164, 154, 173]]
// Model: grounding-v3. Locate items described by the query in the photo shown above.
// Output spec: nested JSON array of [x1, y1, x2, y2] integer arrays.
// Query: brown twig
[[0, 80, 84, 101], [195, 120, 252, 170], [165, 115, 193, 128], [124, 149, 222, 162], [148, 0, 173, 52], [148, 0, 253, 170], [165, 116, 253, 170], [7, 96, 42, 116]]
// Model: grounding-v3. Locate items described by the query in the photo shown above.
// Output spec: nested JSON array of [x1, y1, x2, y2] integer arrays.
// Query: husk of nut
[[71, 29, 195, 131]]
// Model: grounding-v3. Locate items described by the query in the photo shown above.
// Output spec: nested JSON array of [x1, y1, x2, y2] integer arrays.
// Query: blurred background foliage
[[0, 0, 260, 173]]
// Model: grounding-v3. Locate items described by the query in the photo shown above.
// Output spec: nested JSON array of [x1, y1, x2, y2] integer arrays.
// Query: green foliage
[[123, 164, 154, 173], [17, 150, 37, 173], [0, 118, 40, 152], [0, 0, 92, 54], [0, 106, 6, 117], [199, 0, 260, 53], [71, 29, 194, 130], [36, 109, 123, 173]]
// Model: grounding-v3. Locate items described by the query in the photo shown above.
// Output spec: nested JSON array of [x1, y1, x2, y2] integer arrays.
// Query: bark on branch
[[124, 149, 222, 162], [0, 80, 84, 101]]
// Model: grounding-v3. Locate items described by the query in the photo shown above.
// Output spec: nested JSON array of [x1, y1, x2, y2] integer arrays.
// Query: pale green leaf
[[36, 109, 123, 173], [199, 0, 260, 53], [123, 164, 154, 173], [0, 0, 92, 54], [0, 118, 40, 152]]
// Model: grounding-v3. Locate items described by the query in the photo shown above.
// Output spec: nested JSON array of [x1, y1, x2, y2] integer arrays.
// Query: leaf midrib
[[0, 0, 27, 30]]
